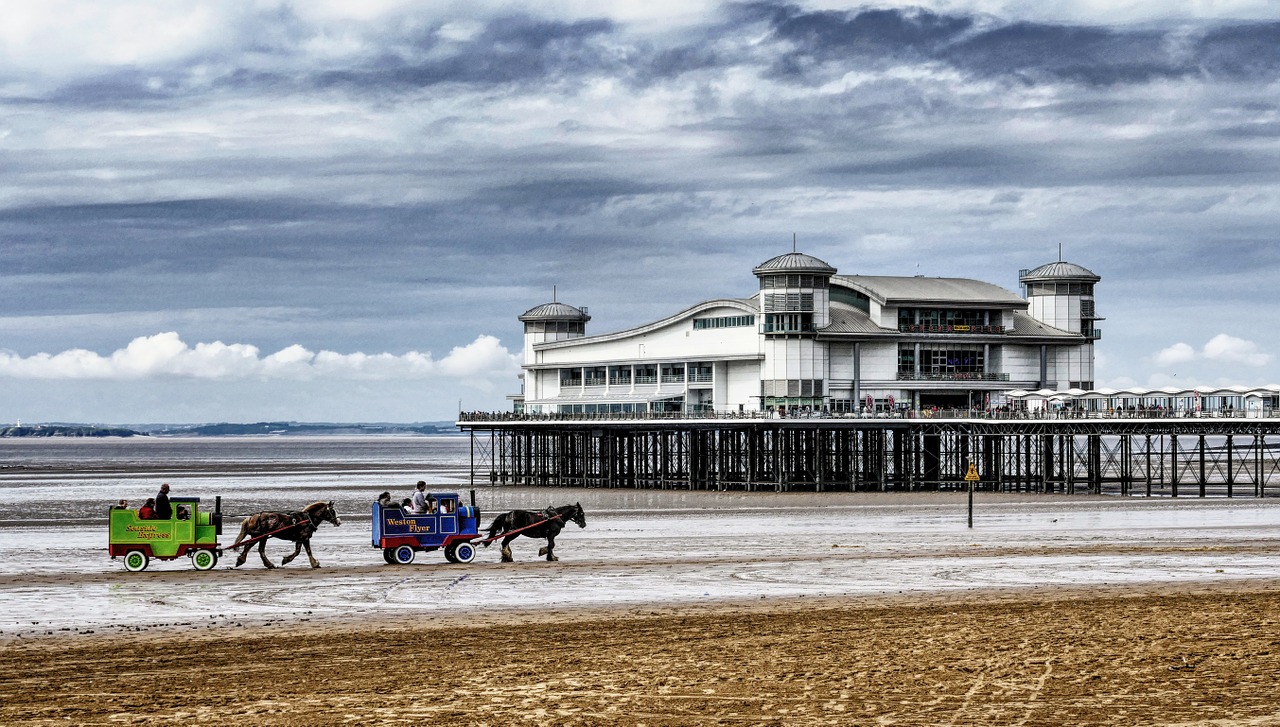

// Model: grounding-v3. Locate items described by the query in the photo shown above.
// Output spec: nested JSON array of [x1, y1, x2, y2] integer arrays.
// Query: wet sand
[[3, 582, 1280, 726]]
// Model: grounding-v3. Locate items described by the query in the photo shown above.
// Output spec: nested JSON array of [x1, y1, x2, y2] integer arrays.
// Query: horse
[[231, 501, 341, 569], [483, 503, 586, 562]]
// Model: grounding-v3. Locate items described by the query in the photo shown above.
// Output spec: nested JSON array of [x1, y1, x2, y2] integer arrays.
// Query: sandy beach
[[3, 583, 1280, 725]]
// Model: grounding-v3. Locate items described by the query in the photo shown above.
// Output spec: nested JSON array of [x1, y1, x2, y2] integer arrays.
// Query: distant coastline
[[0, 421, 460, 438], [0, 425, 144, 438]]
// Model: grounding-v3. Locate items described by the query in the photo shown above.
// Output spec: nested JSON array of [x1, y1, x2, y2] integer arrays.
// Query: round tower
[[1020, 260, 1102, 390], [518, 299, 590, 365], [752, 251, 836, 410], [1019, 260, 1102, 338]]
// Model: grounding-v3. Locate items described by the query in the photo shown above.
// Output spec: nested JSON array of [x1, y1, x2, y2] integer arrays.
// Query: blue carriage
[[372, 491, 481, 565]]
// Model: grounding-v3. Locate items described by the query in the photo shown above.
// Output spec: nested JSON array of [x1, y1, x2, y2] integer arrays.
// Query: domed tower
[[1020, 259, 1102, 390], [752, 251, 837, 409], [1019, 260, 1102, 339], [518, 296, 590, 365]]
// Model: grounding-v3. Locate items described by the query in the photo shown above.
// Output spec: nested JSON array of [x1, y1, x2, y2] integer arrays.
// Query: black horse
[[231, 501, 341, 569], [484, 503, 586, 562]]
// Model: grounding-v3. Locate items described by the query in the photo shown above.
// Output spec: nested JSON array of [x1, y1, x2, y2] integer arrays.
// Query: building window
[[760, 274, 827, 289], [761, 379, 824, 397], [688, 364, 713, 383], [763, 313, 814, 333], [559, 368, 582, 386], [693, 315, 755, 330], [608, 366, 631, 385], [1028, 282, 1093, 296], [897, 346, 915, 374], [584, 367, 606, 386], [660, 364, 685, 383], [635, 365, 658, 384]]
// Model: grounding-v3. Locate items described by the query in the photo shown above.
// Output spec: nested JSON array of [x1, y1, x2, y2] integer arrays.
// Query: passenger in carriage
[[411, 481, 430, 514], [154, 483, 173, 520], [138, 498, 156, 520], [376, 491, 393, 508]]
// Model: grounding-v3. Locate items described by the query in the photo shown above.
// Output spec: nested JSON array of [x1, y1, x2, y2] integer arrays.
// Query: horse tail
[[482, 512, 508, 547], [231, 514, 255, 547]]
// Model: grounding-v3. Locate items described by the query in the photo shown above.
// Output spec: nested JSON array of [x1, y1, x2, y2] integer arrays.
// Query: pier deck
[[459, 416, 1280, 496]]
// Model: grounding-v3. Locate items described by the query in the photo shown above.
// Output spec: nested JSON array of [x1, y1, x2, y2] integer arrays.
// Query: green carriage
[[108, 496, 224, 572]]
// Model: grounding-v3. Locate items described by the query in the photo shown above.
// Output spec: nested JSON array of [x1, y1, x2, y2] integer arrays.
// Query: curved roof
[[1019, 261, 1100, 282], [534, 298, 756, 348], [518, 301, 591, 322], [752, 252, 837, 276], [833, 275, 1027, 307]]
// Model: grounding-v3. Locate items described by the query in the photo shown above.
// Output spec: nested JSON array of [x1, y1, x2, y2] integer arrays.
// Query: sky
[[1, 0, 1279, 424]]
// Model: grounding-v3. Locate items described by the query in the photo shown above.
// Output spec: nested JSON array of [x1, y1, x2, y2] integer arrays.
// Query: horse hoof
[[538, 546, 548, 556], [547, 556, 559, 562]]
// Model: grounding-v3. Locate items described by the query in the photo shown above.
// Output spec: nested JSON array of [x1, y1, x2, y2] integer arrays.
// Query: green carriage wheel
[[191, 549, 217, 571], [123, 549, 149, 573]]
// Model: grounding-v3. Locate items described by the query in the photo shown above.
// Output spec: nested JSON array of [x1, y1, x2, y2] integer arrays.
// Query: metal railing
[[898, 324, 1005, 334], [895, 372, 1010, 382], [459, 407, 1272, 424]]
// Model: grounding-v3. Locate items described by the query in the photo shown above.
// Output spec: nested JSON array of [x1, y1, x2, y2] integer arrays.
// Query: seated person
[[113, 499, 129, 510], [176, 505, 191, 520], [400, 497, 412, 509], [138, 498, 156, 520], [376, 491, 393, 508], [440, 499, 455, 514]]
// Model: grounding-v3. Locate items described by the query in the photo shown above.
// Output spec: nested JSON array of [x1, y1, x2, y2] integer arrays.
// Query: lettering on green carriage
[[124, 524, 169, 540]]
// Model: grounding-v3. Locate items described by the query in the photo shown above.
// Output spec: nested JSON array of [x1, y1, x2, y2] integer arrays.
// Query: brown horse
[[231, 501, 341, 569]]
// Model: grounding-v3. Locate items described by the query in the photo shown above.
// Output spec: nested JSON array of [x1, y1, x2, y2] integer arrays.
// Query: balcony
[[762, 323, 817, 333], [660, 375, 685, 384], [898, 324, 1005, 334], [689, 373, 713, 383], [896, 372, 1011, 382], [583, 377, 607, 387], [1087, 329, 1102, 340]]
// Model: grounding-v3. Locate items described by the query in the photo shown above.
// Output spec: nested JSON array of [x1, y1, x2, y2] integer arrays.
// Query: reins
[[480, 509, 566, 544]]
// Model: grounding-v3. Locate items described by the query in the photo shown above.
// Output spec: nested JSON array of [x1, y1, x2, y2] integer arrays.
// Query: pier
[[459, 414, 1280, 496]]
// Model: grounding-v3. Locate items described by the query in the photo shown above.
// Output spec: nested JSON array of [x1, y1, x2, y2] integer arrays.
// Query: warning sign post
[[965, 462, 980, 528]]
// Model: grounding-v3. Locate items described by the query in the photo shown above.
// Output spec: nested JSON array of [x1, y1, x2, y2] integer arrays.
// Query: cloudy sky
[[2, 0, 1278, 424]]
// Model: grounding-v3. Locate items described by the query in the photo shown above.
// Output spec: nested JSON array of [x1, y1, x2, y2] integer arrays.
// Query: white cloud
[[1154, 342, 1196, 367], [1202, 333, 1272, 366], [0, 332, 521, 385], [1153, 335, 1271, 369]]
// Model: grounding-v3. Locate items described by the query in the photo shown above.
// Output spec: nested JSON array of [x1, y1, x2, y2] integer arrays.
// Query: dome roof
[[752, 252, 837, 276], [518, 301, 591, 322], [1019, 260, 1100, 282]]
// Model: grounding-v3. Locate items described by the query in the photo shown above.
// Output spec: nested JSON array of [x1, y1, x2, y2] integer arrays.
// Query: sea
[[0, 435, 477, 525]]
